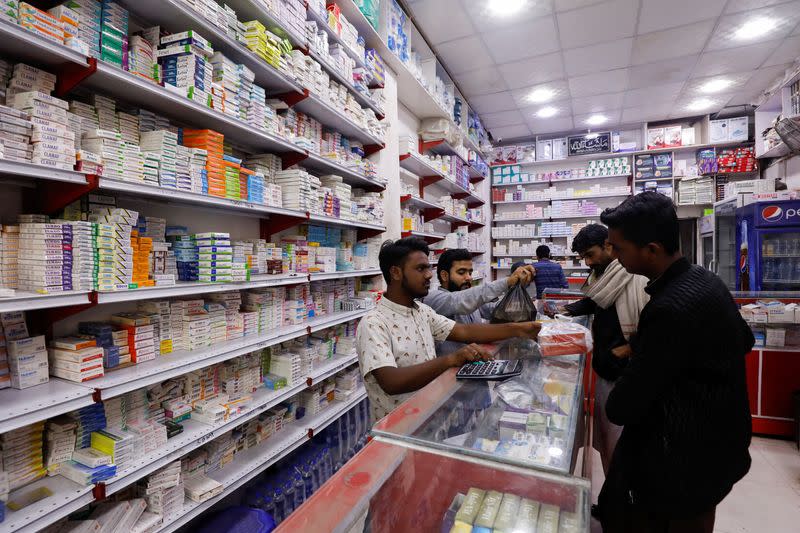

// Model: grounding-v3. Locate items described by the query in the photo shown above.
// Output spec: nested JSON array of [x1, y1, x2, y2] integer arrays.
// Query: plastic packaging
[[537, 320, 592, 356], [490, 284, 537, 324]]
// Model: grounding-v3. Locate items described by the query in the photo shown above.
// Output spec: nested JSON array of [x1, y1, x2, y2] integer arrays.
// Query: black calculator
[[456, 359, 523, 380]]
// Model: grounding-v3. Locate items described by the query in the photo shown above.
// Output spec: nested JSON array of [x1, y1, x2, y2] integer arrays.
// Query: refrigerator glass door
[[702, 235, 714, 271], [714, 199, 738, 289], [760, 230, 800, 290]]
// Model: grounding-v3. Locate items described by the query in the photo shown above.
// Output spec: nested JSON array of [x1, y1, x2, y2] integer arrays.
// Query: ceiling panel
[[573, 109, 622, 127], [564, 38, 633, 76], [556, 0, 639, 49], [497, 53, 565, 89], [482, 16, 560, 63], [568, 68, 630, 98], [638, 0, 726, 34], [403, 0, 798, 139], [631, 21, 715, 65]]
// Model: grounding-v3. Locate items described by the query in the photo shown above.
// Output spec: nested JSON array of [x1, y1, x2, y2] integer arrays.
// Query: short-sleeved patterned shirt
[[356, 296, 456, 422]]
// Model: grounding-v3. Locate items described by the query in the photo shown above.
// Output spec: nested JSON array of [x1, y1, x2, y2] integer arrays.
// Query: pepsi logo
[[762, 206, 783, 221]]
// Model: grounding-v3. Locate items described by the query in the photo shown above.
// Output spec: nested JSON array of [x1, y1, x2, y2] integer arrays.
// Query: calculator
[[456, 359, 523, 380]]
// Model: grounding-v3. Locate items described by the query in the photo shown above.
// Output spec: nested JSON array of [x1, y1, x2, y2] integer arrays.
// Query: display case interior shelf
[[400, 194, 440, 211], [399, 153, 446, 178], [492, 173, 631, 187], [401, 230, 446, 243]]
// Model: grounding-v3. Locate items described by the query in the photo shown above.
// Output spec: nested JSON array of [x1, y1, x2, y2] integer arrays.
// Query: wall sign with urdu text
[[567, 132, 611, 156]]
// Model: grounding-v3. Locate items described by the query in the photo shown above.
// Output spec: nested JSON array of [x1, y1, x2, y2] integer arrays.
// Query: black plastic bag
[[490, 284, 537, 323]]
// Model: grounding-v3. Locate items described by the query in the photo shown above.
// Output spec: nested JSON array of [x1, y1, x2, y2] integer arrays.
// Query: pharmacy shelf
[[115, 0, 302, 95], [335, 1, 451, 119], [307, 309, 368, 334], [0, 160, 87, 185], [156, 388, 366, 533], [0, 290, 92, 314], [493, 192, 631, 205], [421, 177, 484, 207], [629, 140, 753, 157], [491, 173, 631, 187], [400, 230, 446, 243], [307, 214, 386, 232], [400, 194, 441, 211], [399, 153, 446, 178], [493, 265, 587, 270], [87, 62, 305, 154], [494, 214, 602, 222], [103, 356, 360, 498], [306, 5, 367, 69], [293, 91, 384, 146], [492, 235, 571, 240], [0, 379, 96, 435], [494, 253, 579, 258], [0, 19, 88, 68], [439, 213, 470, 226], [758, 142, 791, 159], [308, 49, 385, 118], [309, 269, 381, 281], [225, 0, 307, 46], [301, 153, 386, 190], [0, 475, 95, 533], [98, 178, 308, 220], [468, 221, 485, 231], [95, 274, 307, 305]]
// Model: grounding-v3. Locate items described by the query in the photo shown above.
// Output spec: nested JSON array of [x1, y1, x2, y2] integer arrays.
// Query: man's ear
[[390, 264, 402, 281], [645, 242, 662, 256], [440, 269, 449, 285]]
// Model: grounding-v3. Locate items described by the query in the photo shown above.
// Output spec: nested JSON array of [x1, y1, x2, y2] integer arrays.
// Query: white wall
[[764, 156, 800, 191]]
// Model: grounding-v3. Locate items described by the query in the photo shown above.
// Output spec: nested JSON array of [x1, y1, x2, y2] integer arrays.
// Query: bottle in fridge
[[736, 199, 800, 291]]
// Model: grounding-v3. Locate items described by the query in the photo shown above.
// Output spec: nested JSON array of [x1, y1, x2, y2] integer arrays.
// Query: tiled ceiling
[[404, 0, 800, 142]]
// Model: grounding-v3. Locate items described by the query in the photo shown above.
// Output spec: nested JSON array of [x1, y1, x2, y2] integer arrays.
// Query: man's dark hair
[[536, 245, 551, 259], [571, 224, 609, 254], [437, 248, 472, 284], [379, 237, 430, 283], [600, 192, 680, 254]]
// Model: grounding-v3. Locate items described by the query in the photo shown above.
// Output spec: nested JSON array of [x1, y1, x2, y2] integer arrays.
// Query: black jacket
[[600, 258, 753, 518], [564, 297, 628, 381]]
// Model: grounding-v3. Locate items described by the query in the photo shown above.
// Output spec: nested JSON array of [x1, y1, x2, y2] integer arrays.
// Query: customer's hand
[[513, 321, 542, 340], [508, 265, 536, 287], [611, 344, 633, 359], [447, 343, 494, 367]]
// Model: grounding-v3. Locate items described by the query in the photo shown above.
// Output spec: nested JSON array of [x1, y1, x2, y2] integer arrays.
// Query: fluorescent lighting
[[536, 106, 558, 118], [586, 114, 607, 125], [735, 17, 776, 40], [687, 98, 715, 111], [488, 0, 526, 16], [526, 87, 555, 103], [700, 78, 732, 93]]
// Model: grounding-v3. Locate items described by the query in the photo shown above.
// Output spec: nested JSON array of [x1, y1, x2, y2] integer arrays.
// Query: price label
[[196, 433, 214, 446]]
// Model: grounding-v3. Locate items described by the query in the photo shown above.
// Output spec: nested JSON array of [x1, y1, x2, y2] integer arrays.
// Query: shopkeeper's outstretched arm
[[447, 321, 541, 343]]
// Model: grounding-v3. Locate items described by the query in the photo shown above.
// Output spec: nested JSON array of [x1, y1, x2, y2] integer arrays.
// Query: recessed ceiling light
[[735, 18, 776, 40], [586, 114, 607, 125], [488, 0, 526, 16], [526, 87, 555, 103], [687, 98, 715, 111], [585, 133, 599, 139], [700, 78, 732, 93], [536, 106, 558, 118]]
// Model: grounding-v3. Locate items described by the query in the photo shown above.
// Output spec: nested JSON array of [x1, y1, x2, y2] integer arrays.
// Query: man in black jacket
[[598, 193, 753, 533]]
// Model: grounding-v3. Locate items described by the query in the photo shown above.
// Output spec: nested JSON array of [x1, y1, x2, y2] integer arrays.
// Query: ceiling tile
[[527, 116, 575, 135], [511, 80, 572, 106], [435, 36, 494, 75], [638, 0, 725, 33], [554, 0, 606, 12], [724, 0, 790, 13], [621, 103, 674, 123], [573, 109, 622, 127], [671, 95, 733, 117], [519, 101, 572, 122], [482, 16, 560, 63], [462, 0, 554, 32], [489, 124, 533, 141], [735, 63, 794, 103], [409, 0, 474, 44], [762, 35, 800, 67], [466, 92, 519, 114], [556, 0, 638, 49], [627, 55, 698, 89], [481, 110, 526, 129], [623, 82, 684, 106], [681, 72, 754, 97], [691, 41, 781, 77], [631, 21, 715, 65], [705, 2, 800, 51], [564, 38, 633, 76], [568, 68, 630, 98], [570, 92, 625, 114], [455, 66, 510, 96], [497, 53, 565, 89]]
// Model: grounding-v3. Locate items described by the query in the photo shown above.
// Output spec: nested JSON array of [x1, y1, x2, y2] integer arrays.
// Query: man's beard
[[402, 277, 429, 298], [591, 262, 610, 276], [448, 280, 470, 292]]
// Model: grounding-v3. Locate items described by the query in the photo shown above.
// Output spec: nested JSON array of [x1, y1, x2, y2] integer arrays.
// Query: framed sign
[[567, 132, 611, 156]]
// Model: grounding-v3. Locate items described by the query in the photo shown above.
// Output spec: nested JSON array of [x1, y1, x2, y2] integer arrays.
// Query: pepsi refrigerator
[[736, 199, 800, 291]]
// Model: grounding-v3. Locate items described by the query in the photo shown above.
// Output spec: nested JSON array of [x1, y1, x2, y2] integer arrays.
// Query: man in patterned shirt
[[356, 237, 542, 422]]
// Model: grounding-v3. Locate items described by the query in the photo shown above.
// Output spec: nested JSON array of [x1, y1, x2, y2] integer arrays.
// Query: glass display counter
[[373, 339, 587, 476], [276, 438, 591, 533]]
